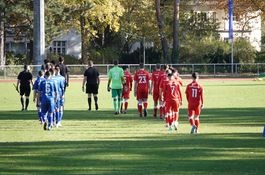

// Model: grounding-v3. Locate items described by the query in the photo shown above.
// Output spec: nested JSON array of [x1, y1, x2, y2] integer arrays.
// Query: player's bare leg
[[194, 116, 200, 133], [189, 116, 197, 134], [173, 112, 179, 131]]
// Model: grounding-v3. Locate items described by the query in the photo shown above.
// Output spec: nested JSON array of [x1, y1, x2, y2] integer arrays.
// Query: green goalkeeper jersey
[[108, 66, 124, 89]]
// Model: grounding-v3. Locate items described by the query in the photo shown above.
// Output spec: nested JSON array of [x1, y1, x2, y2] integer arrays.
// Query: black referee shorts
[[20, 86, 31, 96], [86, 84, 99, 94]]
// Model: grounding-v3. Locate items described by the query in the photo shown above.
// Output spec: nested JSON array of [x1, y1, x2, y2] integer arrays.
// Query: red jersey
[[174, 75, 183, 86], [134, 69, 150, 91], [123, 70, 133, 92], [185, 80, 204, 106], [151, 70, 160, 93]]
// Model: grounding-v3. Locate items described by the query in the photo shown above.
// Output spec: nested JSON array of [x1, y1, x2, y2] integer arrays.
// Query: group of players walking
[[105, 61, 204, 134], [17, 58, 203, 133], [16, 57, 69, 130]]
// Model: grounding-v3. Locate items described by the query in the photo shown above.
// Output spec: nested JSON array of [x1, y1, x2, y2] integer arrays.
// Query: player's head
[[38, 70, 44, 77], [49, 68, 55, 76], [139, 63, 144, 69], [123, 65, 128, 71], [59, 56, 64, 63], [88, 60, 93, 67], [44, 70, 51, 79], [166, 69, 173, 78], [155, 63, 160, 70], [24, 65, 30, 71], [45, 63, 51, 72], [44, 59, 50, 64], [113, 60, 119, 66], [161, 64, 167, 71], [55, 65, 60, 75], [192, 72, 199, 80]]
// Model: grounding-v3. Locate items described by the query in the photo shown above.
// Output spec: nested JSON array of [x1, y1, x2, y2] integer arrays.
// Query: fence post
[[4, 66, 6, 79], [107, 64, 109, 74], [213, 64, 216, 77], [257, 63, 260, 76]]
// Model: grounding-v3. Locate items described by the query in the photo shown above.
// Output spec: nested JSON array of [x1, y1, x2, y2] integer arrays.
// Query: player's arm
[[185, 87, 189, 102], [82, 76, 87, 92], [178, 85, 182, 105], [66, 66, 70, 87], [16, 79, 20, 92], [150, 80, 154, 95], [148, 80, 151, 94], [200, 87, 204, 108], [129, 76, 133, 91], [134, 81, 137, 97], [107, 78, 111, 91]]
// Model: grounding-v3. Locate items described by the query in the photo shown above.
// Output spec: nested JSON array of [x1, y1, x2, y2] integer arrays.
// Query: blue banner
[[228, 0, 233, 39]]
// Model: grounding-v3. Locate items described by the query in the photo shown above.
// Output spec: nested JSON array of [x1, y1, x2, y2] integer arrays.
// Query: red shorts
[[165, 100, 179, 114], [153, 91, 159, 102], [188, 105, 201, 116], [137, 89, 148, 100], [122, 87, 131, 99]]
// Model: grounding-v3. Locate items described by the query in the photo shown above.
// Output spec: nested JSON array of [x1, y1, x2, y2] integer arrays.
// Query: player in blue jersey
[[54, 65, 66, 128], [33, 70, 45, 123], [38, 70, 58, 130]]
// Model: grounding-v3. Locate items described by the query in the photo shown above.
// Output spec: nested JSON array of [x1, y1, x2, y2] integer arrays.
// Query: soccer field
[[0, 79, 265, 175]]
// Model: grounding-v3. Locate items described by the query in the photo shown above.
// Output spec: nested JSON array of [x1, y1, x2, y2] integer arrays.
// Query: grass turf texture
[[0, 79, 265, 175]]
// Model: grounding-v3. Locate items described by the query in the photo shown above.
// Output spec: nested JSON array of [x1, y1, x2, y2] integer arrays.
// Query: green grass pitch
[[0, 79, 265, 175]]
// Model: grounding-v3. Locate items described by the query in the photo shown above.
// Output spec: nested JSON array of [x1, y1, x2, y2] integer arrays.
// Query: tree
[[172, 0, 180, 64], [155, 0, 169, 63]]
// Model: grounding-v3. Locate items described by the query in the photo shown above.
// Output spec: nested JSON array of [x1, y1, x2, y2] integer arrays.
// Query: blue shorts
[[56, 97, 65, 108], [41, 98, 55, 114]]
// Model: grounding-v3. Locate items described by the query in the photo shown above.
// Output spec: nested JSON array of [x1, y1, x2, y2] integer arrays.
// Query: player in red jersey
[[173, 68, 183, 87], [162, 69, 182, 132], [158, 64, 168, 119], [150, 64, 161, 118], [134, 63, 151, 117], [120, 66, 133, 114], [185, 72, 204, 134]]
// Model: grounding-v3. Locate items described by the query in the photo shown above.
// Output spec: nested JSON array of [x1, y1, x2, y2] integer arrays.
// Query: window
[[52, 41, 67, 55]]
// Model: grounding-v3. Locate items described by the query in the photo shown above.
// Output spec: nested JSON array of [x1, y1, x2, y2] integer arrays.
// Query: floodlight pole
[[33, 0, 45, 66]]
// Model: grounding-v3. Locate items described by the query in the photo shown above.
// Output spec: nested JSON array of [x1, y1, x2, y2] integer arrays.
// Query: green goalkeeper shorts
[[111, 89, 122, 98]]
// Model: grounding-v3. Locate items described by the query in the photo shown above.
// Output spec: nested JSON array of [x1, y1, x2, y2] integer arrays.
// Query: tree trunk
[[80, 15, 88, 64], [155, 0, 169, 63], [172, 0, 180, 64], [0, 11, 5, 66]]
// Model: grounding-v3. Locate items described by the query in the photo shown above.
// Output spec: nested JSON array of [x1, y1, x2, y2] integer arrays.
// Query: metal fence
[[1, 63, 265, 79]]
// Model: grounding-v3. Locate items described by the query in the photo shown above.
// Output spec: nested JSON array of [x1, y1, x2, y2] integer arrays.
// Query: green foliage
[[5, 52, 28, 65], [46, 53, 81, 64], [179, 37, 230, 64], [234, 38, 256, 63]]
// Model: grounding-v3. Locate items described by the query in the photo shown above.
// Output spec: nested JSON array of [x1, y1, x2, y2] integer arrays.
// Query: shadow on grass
[[0, 108, 264, 126], [0, 133, 264, 175]]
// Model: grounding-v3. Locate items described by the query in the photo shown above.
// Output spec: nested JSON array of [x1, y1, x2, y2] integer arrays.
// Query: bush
[[234, 38, 256, 63]]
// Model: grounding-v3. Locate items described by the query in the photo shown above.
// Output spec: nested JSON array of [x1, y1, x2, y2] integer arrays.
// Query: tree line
[[0, 0, 265, 65]]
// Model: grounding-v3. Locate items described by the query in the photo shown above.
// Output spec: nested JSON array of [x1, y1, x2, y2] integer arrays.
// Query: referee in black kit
[[16, 65, 33, 111], [82, 60, 100, 111], [57, 56, 69, 90]]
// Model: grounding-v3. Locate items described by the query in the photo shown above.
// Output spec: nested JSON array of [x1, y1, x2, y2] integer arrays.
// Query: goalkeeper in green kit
[[107, 60, 125, 115]]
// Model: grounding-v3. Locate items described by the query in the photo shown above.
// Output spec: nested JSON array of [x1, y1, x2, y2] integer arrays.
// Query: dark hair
[[45, 70, 51, 78], [192, 72, 199, 79], [23, 65, 28, 70], [139, 63, 144, 69], [44, 59, 49, 64], [55, 66, 60, 73], [122, 65, 128, 70], [49, 68, 54, 75], [45, 63, 51, 71], [38, 70, 44, 77], [161, 64, 167, 70], [113, 60, 119, 65], [50, 60, 56, 65], [88, 60, 93, 66], [166, 69, 173, 77], [59, 56, 64, 63], [155, 63, 160, 69]]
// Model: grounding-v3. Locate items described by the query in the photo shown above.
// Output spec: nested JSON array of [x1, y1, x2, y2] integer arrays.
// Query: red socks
[[125, 102, 128, 111], [138, 104, 143, 114]]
